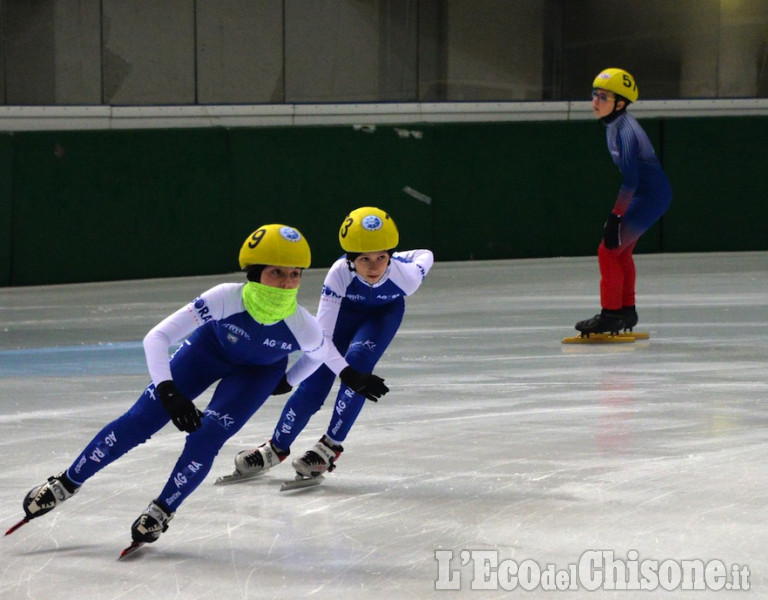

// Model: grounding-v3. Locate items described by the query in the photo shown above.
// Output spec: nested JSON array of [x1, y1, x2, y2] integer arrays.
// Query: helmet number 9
[[248, 228, 266, 249], [339, 217, 354, 240]]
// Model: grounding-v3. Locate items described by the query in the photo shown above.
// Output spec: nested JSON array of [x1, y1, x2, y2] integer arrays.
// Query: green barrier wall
[[2, 116, 766, 286], [10, 129, 233, 285], [662, 117, 768, 252], [428, 119, 664, 261]]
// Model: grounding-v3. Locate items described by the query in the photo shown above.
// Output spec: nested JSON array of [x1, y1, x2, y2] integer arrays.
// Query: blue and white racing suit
[[271, 249, 434, 449], [65, 282, 325, 510]]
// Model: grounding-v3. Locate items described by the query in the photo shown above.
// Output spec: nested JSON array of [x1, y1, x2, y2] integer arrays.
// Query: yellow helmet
[[338, 206, 399, 253], [238, 224, 311, 269], [592, 68, 638, 103]]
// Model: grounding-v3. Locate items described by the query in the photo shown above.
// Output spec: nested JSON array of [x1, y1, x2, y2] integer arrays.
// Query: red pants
[[598, 240, 637, 311]]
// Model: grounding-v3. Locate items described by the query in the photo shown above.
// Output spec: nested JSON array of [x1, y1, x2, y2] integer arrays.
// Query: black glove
[[603, 212, 622, 249], [339, 366, 389, 402], [156, 380, 203, 433], [272, 374, 293, 395]]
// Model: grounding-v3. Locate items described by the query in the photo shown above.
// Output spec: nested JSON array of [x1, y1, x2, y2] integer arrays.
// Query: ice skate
[[280, 473, 326, 492], [281, 436, 340, 491], [292, 435, 343, 478], [575, 309, 625, 336], [622, 306, 638, 330], [215, 441, 290, 485], [23, 471, 79, 519], [119, 500, 174, 559], [6, 471, 80, 535], [564, 308, 650, 344], [130, 500, 174, 544]]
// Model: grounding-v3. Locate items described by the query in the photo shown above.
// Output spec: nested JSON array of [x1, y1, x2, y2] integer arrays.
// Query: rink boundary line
[[0, 341, 144, 355]]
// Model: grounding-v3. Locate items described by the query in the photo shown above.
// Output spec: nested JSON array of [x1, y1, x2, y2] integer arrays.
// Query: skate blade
[[562, 331, 648, 344], [5, 518, 28, 536], [213, 471, 266, 486], [280, 475, 324, 492], [118, 541, 145, 560], [624, 331, 649, 340]]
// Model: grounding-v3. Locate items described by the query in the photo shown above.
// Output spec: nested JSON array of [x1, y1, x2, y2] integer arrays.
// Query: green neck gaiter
[[242, 281, 299, 325]]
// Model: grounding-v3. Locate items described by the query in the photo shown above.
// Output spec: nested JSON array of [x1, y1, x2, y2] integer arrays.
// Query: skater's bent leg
[[154, 418, 223, 511], [323, 304, 404, 444], [66, 384, 171, 486], [155, 366, 281, 511], [598, 242, 624, 311], [70, 338, 229, 486], [326, 386, 367, 443], [617, 240, 638, 307], [344, 303, 404, 373], [271, 365, 336, 450], [619, 192, 668, 308]]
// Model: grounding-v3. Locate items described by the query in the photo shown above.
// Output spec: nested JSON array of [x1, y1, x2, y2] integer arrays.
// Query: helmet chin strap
[[600, 100, 628, 124]]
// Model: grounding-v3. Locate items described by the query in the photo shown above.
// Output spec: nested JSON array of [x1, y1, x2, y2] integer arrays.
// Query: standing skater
[[7, 224, 345, 554], [575, 67, 672, 335], [223, 206, 433, 484]]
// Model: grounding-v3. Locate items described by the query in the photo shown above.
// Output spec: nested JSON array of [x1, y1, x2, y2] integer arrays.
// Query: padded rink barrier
[[1, 114, 767, 286]]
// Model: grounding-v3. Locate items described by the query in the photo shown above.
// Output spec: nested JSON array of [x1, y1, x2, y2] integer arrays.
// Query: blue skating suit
[[604, 111, 671, 232], [271, 249, 434, 449], [65, 282, 325, 511], [599, 111, 672, 310]]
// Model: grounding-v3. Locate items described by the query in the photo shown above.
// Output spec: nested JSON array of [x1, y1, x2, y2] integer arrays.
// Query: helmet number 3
[[339, 217, 354, 240]]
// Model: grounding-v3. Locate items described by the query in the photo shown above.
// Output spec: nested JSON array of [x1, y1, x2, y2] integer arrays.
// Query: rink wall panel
[[227, 126, 433, 270], [9, 129, 234, 285], [661, 117, 768, 253], [1, 116, 766, 285]]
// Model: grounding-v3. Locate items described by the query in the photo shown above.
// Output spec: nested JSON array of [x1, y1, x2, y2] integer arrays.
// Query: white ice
[[1, 252, 767, 599]]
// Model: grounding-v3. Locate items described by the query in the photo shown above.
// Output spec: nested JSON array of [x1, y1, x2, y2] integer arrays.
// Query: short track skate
[[280, 474, 325, 492], [5, 518, 29, 536], [213, 470, 267, 486], [118, 541, 146, 560], [561, 331, 649, 344]]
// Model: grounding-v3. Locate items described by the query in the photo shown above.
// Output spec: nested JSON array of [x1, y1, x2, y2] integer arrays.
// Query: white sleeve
[[284, 306, 328, 386], [285, 343, 326, 386], [142, 283, 242, 386], [317, 295, 348, 375], [390, 249, 434, 296], [315, 264, 350, 376], [142, 306, 198, 385]]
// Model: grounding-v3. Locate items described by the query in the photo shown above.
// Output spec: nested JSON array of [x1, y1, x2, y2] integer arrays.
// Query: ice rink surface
[[1, 252, 767, 599]]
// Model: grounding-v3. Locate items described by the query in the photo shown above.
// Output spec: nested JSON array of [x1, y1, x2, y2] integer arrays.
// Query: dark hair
[[346, 249, 395, 261], [245, 264, 266, 282]]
